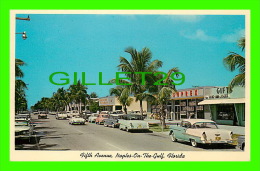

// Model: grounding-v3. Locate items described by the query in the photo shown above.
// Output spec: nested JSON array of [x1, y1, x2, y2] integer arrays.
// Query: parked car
[[100, 111, 110, 114], [81, 111, 92, 121], [169, 119, 233, 147], [56, 112, 68, 120], [69, 116, 86, 125], [237, 135, 245, 150], [38, 111, 48, 119], [95, 114, 110, 125], [15, 114, 31, 122], [88, 113, 99, 123], [104, 114, 125, 128], [118, 114, 149, 132], [67, 110, 80, 118], [15, 125, 41, 144], [110, 110, 124, 114]]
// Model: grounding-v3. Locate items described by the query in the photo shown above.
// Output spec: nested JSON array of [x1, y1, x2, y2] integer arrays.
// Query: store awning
[[198, 98, 245, 105]]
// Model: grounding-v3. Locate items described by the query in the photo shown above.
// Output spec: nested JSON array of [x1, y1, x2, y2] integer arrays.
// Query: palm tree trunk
[[123, 105, 127, 114], [161, 105, 166, 129], [79, 99, 82, 113], [140, 100, 144, 116]]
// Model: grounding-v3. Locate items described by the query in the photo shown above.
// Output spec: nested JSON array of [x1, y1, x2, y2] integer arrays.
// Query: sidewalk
[[145, 119, 245, 135]]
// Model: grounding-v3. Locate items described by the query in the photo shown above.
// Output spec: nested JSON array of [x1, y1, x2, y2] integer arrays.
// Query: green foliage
[[223, 37, 245, 91]]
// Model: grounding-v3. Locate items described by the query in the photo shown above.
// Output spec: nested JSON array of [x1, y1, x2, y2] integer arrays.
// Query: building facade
[[99, 96, 151, 113], [167, 86, 245, 126]]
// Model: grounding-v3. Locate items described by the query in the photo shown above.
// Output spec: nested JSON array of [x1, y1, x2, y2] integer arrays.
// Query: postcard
[[11, 10, 249, 161]]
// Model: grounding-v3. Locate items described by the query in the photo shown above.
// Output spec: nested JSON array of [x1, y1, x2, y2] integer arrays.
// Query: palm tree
[[223, 37, 245, 92], [15, 58, 28, 113], [153, 68, 178, 128], [68, 80, 88, 113], [117, 47, 163, 115], [15, 58, 26, 78], [110, 86, 133, 114]]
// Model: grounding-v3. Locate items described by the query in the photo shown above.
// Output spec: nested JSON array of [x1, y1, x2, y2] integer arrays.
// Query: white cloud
[[181, 28, 245, 43], [164, 15, 204, 23], [180, 29, 218, 42], [221, 29, 245, 43]]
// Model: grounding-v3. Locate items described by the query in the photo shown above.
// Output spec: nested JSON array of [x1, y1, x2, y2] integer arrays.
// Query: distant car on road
[[104, 114, 125, 128], [95, 114, 109, 125], [38, 111, 48, 119], [118, 114, 149, 132], [237, 135, 245, 150], [56, 112, 68, 120], [88, 113, 99, 123], [169, 119, 233, 147], [67, 110, 80, 118], [69, 116, 85, 125]]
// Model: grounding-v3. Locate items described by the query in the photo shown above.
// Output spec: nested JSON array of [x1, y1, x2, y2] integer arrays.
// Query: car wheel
[[190, 139, 198, 147], [241, 143, 245, 150], [170, 133, 177, 142]]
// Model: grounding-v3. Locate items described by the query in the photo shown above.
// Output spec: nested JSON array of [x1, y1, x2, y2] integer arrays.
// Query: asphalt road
[[15, 114, 240, 151]]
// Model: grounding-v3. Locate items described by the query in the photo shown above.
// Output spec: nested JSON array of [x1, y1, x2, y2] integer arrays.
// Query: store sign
[[171, 88, 204, 99], [204, 87, 229, 99], [99, 97, 115, 106]]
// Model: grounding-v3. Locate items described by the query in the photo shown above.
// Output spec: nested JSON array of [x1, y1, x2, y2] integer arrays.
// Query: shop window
[[217, 104, 235, 120], [115, 106, 122, 110]]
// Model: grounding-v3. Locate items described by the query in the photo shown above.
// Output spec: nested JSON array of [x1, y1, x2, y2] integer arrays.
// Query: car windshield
[[193, 122, 218, 129], [102, 115, 109, 118]]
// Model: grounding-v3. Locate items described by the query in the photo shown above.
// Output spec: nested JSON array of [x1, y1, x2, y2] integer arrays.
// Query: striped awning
[[198, 98, 245, 105]]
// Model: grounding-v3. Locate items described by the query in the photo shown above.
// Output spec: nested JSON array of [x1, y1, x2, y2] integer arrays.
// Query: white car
[[169, 119, 233, 147], [69, 116, 85, 125], [56, 112, 68, 120], [88, 113, 99, 123], [118, 114, 149, 132]]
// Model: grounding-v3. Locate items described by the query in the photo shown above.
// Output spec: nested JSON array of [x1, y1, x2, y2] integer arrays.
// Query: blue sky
[[15, 14, 245, 107]]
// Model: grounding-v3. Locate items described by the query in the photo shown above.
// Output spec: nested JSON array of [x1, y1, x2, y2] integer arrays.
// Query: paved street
[[15, 114, 240, 151]]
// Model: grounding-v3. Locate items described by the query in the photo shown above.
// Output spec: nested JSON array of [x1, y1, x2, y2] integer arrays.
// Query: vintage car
[[69, 116, 86, 125], [88, 113, 99, 123], [104, 114, 125, 128], [15, 125, 41, 144], [67, 110, 80, 118], [15, 114, 31, 122], [110, 110, 124, 114], [56, 111, 68, 120], [95, 114, 110, 125], [169, 119, 233, 147], [237, 135, 245, 150], [38, 111, 48, 119], [118, 114, 149, 132]]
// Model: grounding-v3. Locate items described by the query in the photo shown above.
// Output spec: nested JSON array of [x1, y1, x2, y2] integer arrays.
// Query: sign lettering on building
[[171, 88, 203, 99]]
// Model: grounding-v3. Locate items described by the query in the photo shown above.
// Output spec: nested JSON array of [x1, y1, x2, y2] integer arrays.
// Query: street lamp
[[16, 15, 30, 21], [16, 31, 27, 40]]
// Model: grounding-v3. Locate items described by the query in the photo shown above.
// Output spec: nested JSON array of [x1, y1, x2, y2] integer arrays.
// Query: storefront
[[198, 86, 245, 126], [99, 96, 151, 113], [169, 87, 213, 120]]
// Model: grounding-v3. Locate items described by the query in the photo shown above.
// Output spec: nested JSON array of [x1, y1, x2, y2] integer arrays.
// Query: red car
[[95, 114, 109, 125]]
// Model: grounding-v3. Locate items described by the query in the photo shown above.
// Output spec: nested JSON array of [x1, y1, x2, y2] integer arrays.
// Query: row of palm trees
[[109, 36, 245, 128], [31, 81, 99, 113], [15, 58, 28, 113], [29, 37, 245, 128], [109, 47, 180, 128]]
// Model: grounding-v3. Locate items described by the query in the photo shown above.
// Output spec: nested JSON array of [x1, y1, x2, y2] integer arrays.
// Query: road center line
[[106, 143, 125, 151], [76, 130, 85, 134]]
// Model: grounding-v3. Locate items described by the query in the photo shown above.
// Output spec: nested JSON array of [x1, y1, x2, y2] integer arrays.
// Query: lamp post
[[16, 15, 30, 21], [16, 31, 27, 40]]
